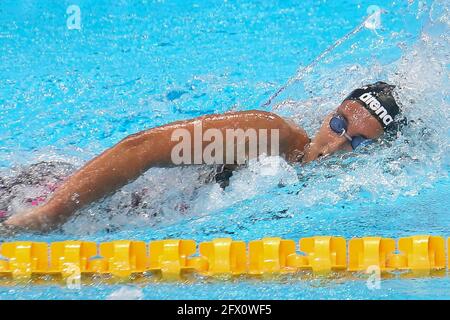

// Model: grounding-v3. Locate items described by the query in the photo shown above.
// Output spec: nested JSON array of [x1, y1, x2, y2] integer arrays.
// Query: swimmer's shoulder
[[219, 109, 282, 120], [224, 109, 298, 127], [232, 110, 310, 141], [252, 111, 310, 142], [237, 110, 310, 156], [283, 118, 309, 139]]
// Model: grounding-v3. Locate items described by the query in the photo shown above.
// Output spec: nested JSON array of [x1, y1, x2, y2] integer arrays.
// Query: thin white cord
[[261, 11, 382, 108]]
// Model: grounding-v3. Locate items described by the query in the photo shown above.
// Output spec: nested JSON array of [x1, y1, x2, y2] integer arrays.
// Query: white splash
[[107, 286, 144, 300]]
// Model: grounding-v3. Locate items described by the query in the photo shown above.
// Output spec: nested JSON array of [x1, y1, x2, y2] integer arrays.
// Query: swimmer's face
[[302, 100, 384, 163]]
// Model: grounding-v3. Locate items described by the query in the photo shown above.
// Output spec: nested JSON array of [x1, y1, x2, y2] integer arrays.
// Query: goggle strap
[[341, 129, 353, 142]]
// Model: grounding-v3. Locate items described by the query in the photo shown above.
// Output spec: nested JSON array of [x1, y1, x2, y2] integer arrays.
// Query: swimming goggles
[[329, 114, 372, 150]]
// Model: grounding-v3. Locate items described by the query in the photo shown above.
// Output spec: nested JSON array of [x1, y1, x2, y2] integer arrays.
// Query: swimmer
[[2, 81, 404, 233]]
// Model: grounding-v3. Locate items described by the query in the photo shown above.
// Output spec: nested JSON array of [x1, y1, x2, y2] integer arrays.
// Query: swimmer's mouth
[[302, 148, 329, 163], [316, 153, 332, 162]]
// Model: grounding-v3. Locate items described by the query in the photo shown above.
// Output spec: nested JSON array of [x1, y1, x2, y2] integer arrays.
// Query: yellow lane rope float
[[0, 235, 448, 281]]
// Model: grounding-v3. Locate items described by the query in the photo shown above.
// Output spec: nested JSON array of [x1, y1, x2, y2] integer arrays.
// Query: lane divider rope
[[0, 235, 448, 280]]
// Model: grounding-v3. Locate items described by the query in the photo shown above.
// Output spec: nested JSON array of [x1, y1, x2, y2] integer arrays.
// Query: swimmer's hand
[[2, 206, 60, 233]]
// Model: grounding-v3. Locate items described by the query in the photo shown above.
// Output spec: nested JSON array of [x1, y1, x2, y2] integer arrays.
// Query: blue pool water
[[0, 0, 449, 299]]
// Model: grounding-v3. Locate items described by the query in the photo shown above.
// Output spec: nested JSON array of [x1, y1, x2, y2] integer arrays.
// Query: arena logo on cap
[[359, 92, 393, 126]]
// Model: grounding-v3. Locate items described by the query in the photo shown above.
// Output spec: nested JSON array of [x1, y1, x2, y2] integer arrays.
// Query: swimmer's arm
[[4, 110, 309, 232], [5, 127, 180, 231]]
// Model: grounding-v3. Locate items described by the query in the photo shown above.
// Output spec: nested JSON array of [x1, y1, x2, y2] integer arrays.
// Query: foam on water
[[107, 286, 144, 300], [0, 0, 448, 239], [273, 0, 449, 204], [0, 0, 449, 300]]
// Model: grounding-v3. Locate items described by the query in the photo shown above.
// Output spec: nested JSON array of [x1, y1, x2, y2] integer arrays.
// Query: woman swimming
[[2, 81, 403, 233]]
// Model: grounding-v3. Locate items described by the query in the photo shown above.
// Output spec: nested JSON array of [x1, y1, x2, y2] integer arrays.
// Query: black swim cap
[[344, 81, 403, 132]]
